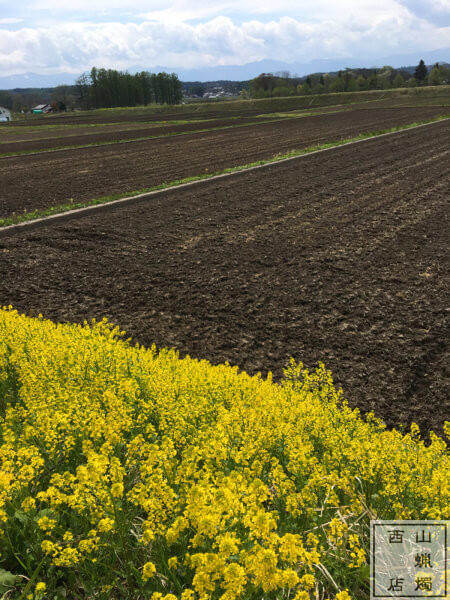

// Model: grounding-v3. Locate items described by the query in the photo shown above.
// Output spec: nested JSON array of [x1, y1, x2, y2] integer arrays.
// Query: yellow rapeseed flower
[[336, 591, 352, 600], [97, 518, 115, 533], [142, 561, 157, 581], [0, 308, 447, 599]]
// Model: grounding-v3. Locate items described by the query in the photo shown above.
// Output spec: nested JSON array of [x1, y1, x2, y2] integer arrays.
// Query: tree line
[[0, 69, 184, 112], [75, 67, 183, 109], [247, 60, 450, 98]]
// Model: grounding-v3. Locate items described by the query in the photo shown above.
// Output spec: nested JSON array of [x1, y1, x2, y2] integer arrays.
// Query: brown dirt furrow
[[0, 116, 274, 153], [0, 120, 448, 436], [0, 107, 448, 219], [176, 139, 446, 252], [0, 121, 184, 143]]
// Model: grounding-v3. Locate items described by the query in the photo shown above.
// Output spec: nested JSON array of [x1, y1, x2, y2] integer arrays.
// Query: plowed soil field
[[1, 120, 448, 435], [2, 109, 235, 127], [0, 116, 275, 153], [1, 106, 448, 218]]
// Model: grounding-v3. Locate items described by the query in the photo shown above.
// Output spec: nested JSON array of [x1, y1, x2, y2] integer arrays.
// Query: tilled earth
[[1, 99, 432, 147], [1, 120, 448, 436], [1, 106, 448, 218], [2, 109, 243, 127], [0, 102, 380, 128], [0, 116, 276, 153], [4, 92, 448, 129]]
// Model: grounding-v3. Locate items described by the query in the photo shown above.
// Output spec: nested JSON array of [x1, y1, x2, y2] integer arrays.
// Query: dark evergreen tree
[[414, 59, 428, 85]]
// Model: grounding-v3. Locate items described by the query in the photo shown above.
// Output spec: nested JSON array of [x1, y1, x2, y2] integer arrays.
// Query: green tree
[[0, 91, 13, 109], [272, 85, 293, 97], [346, 78, 357, 92], [322, 73, 331, 92], [355, 75, 367, 91], [366, 73, 378, 90], [249, 73, 276, 96], [298, 82, 312, 95], [393, 73, 405, 88], [427, 63, 449, 86], [376, 66, 393, 89], [73, 68, 182, 109], [414, 59, 428, 85], [189, 84, 205, 97], [330, 76, 345, 92], [12, 93, 26, 112], [249, 73, 297, 98]]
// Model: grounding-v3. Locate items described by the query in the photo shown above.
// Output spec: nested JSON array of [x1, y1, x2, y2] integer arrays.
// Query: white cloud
[[0, 5, 449, 76], [397, 0, 450, 23], [0, 18, 23, 24], [429, 0, 450, 10]]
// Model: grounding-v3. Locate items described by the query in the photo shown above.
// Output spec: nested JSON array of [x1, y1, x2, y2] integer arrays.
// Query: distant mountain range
[[1, 48, 449, 89]]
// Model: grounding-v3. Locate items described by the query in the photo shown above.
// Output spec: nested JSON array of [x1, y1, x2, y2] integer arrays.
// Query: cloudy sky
[[0, 0, 449, 75]]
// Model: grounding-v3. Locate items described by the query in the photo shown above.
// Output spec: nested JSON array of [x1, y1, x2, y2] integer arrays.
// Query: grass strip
[[254, 107, 363, 119], [0, 115, 448, 228]]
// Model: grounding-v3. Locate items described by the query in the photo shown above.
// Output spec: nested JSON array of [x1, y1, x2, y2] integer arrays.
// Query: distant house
[[0, 106, 11, 122], [32, 104, 52, 114]]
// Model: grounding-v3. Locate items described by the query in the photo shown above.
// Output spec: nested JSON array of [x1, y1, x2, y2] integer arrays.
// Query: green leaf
[[0, 568, 17, 592], [14, 509, 29, 525], [34, 508, 54, 522]]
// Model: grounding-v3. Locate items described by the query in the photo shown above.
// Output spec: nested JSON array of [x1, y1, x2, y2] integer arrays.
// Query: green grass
[[254, 107, 362, 119], [0, 115, 447, 228]]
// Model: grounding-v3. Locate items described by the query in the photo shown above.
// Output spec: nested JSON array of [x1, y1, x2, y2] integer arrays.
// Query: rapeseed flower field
[[0, 307, 448, 599]]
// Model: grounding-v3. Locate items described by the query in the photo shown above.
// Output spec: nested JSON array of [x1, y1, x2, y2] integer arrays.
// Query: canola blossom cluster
[[0, 307, 448, 599]]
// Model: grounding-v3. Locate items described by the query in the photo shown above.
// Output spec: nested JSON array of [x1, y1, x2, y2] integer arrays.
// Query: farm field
[[3, 108, 237, 127], [1, 104, 287, 128], [2, 100, 413, 150], [1, 98, 449, 151], [0, 115, 277, 152], [0, 105, 448, 219], [5, 84, 450, 129], [1, 119, 448, 435]]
